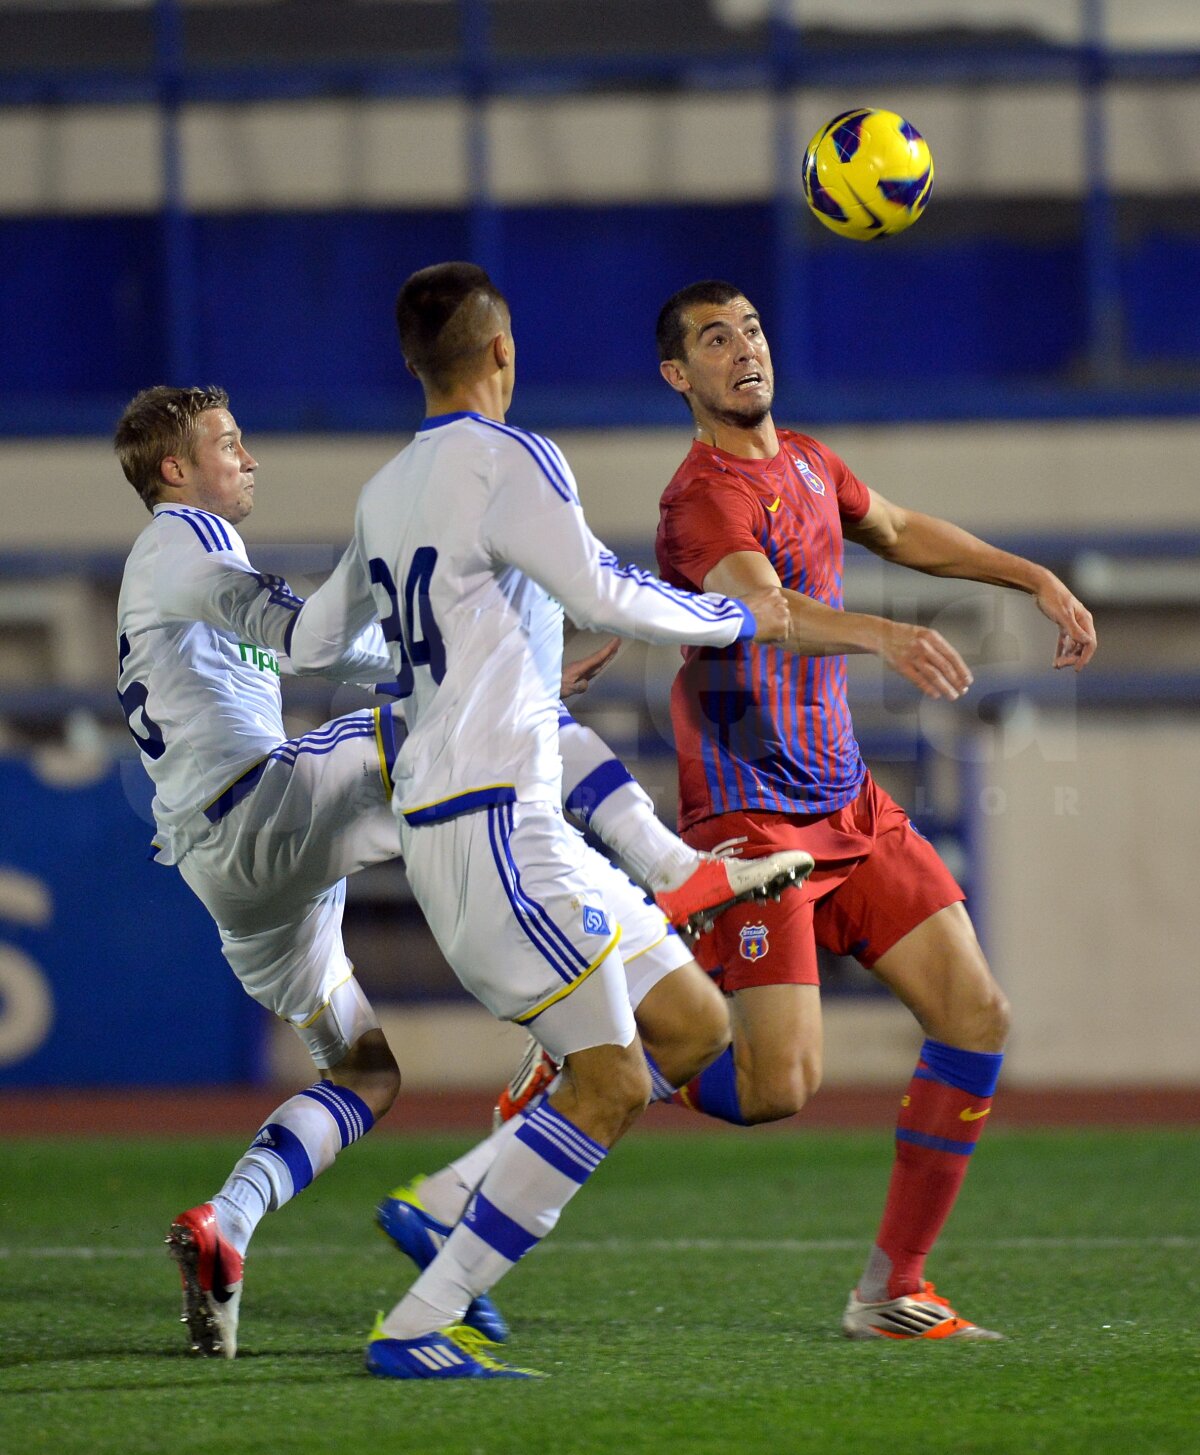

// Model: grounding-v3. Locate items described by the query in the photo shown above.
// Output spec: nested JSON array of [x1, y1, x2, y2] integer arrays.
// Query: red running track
[[1, 1085, 1197, 1138]]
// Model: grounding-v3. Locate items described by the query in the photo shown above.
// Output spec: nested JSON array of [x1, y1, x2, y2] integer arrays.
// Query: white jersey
[[288, 411, 754, 824], [117, 503, 388, 863]]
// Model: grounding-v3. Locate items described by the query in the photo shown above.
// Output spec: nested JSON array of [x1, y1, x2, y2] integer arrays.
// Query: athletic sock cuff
[[644, 1049, 676, 1101], [689, 1048, 747, 1126], [563, 759, 638, 825], [300, 1082, 375, 1147], [919, 1039, 1004, 1099], [516, 1101, 607, 1183]]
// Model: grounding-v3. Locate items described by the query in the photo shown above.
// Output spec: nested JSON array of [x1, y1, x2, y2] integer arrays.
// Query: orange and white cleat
[[654, 850, 814, 938], [842, 1282, 1002, 1341], [166, 1201, 245, 1358], [493, 1035, 561, 1126]]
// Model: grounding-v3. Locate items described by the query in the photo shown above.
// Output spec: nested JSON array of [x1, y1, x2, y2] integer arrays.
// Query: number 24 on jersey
[[369, 547, 446, 699]]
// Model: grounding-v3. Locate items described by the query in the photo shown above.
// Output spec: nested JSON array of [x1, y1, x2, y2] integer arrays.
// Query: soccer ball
[[802, 108, 934, 241]]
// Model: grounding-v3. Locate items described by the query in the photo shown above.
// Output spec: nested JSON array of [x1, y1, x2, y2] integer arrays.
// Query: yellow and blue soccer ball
[[802, 108, 934, 240]]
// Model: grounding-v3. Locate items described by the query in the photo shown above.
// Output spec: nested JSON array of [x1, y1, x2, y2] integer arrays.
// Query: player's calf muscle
[[326, 1030, 401, 1116]]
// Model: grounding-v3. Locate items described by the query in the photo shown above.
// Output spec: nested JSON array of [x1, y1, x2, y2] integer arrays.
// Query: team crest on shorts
[[739, 924, 769, 960], [582, 905, 611, 936]]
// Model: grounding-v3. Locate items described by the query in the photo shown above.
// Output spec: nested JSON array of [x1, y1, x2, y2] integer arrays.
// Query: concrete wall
[[987, 713, 1200, 1085], [4, 81, 1200, 213], [7, 417, 1200, 551]]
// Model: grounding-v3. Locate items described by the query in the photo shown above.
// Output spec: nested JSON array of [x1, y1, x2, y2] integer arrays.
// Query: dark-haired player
[[269, 262, 811, 1379], [650, 279, 1096, 1340]]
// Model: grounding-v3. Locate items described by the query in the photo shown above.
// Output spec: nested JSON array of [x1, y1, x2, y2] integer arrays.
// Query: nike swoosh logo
[[765, 496, 782, 513], [959, 1107, 991, 1122]]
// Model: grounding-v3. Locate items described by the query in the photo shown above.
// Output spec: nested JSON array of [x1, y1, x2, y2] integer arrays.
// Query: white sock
[[558, 716, 697, 891], [416, 1116, 524, 1228], [212, 1082, 374, 1256], [589, 783, 698, 892], [380, 1101, 606, 1339]]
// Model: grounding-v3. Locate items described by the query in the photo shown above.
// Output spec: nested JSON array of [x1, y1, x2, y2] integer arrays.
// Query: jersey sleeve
[[151, 515, 303, 656], [481, 437, 756, 648], [284, 537, 393, 682], [658, 475, 764, 590], [817, 442, 871, 523]]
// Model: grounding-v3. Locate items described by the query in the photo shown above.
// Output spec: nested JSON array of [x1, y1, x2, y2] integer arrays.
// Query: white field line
[[1, 1235, 1196, 1261]]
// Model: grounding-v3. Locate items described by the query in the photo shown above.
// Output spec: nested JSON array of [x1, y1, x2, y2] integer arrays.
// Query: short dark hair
[[395, 262, 510, 393], [114, 384, 230, 512], [655, 279, 747, 364]]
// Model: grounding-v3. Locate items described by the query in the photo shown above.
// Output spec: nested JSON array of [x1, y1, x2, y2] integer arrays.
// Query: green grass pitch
[[1, 1128, 1197, 1455]]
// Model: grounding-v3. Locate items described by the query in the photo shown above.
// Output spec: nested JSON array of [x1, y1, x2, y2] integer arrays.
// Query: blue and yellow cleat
[[365, 1316, 545, 1381], [375, 1177, 510, 1343]]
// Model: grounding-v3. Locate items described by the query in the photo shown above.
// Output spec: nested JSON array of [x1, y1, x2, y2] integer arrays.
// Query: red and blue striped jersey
[[656, 430, 871, 830]]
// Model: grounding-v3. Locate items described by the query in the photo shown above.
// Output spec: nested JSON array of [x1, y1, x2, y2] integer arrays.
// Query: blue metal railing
[[4, 0, 1200, 430]]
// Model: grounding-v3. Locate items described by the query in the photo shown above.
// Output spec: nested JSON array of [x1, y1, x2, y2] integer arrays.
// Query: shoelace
[[447, 1325, 508, 1368]]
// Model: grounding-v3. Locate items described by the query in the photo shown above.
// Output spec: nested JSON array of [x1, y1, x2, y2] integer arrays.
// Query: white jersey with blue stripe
[[117, 503, 388, 864], [290, 411, 754, 825]]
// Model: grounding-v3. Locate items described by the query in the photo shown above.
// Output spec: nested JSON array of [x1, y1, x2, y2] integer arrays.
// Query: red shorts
[[682, 772, 964, 992]]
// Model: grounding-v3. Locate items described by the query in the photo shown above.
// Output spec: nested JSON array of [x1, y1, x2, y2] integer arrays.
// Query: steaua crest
[[738, 924, 769, 960]]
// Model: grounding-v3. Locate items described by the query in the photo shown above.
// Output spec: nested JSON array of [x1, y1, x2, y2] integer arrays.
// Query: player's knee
[[739, 1057, 821, 1124], [566, 1045, 651, 1143], [950, 975, 1011, 1052], [606, 1051, 653, 1123], [979, 982, 1011, 1050], [366, 1061, 403, 1118]]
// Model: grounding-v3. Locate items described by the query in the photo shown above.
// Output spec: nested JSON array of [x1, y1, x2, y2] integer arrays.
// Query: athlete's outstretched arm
[[284, 538, 391, 681], [703, 549, 973, 703], [151, 520, 389, 682], [844, 489, 1097, 672], [485, 469, 788, 649]]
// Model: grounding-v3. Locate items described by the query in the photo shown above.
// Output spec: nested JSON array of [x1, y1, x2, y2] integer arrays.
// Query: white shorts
[[398, 798, 690, 1062], [178, 706, 401, 1062]]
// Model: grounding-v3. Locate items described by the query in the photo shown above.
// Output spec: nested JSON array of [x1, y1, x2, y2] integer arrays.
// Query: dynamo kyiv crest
[[738, 924, 769, 960], [582, 905, 611, 936]]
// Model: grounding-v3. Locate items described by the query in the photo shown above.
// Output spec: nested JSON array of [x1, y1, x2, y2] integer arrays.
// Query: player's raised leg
[[668, 868, 826, 1126], [673, 983, 824, 1126], [558, 709, 813, 935], [168, 977, 399, 1358], [844, 902, 1008, 1340]]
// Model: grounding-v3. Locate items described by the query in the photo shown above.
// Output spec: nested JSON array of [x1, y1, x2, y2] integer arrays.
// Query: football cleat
[[365, 1315, 545, 1380], [655, 849, 815, 938], [494, 1034, 561, 1126], [166, 1201, 245, 1359], [841, 1282, 1003, 1341], [375, 1177, 509, 1343]]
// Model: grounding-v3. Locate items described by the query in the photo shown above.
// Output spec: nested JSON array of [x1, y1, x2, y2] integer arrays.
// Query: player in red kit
[[654, 279, 1097, 1340]]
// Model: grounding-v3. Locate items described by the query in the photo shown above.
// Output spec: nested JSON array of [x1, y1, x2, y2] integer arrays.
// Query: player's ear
[[404, 358, 420, 380], [660, 358, 690, 396], [158, 454, 186, 488], [493, 332, 513, 370]]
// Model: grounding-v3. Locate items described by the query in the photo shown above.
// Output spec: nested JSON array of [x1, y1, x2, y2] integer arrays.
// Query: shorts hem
[[854, 888, 967, 968], [514, 926, 622, 1025]]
